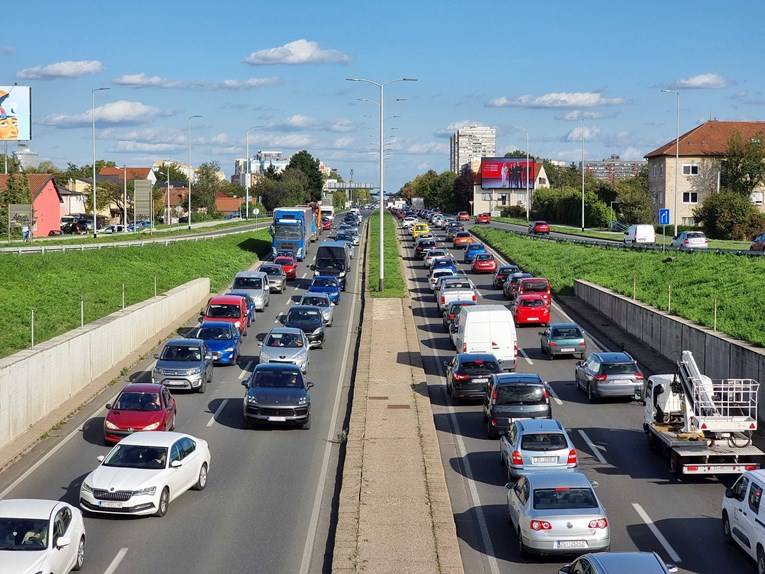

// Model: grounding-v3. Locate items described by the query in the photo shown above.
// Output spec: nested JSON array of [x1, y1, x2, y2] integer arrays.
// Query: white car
[[670, 230, 708, 249], [80, 431, 211, 517], [401, 216, 417, 228], [423, 249, 448, 268], [0, 499, 85, 574]]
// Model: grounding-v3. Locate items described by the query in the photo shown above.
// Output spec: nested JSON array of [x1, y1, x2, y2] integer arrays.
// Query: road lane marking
[[518, 348, 534, 365], [546, 384, 563, 406], [578, 430, 608, 465], [104, 548, 128, 574], [632, 503, 682, 563], [207, 399, 228, 427], [238, 361, 253, 380]]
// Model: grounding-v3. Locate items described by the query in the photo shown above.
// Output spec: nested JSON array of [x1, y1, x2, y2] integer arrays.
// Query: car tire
[[487, 421, 498, 439], [155, 487, 170, 517], [193, 463, 208, 491], [169, 414, 176, 431], [73, 535, 85, 571], [302, 416, 312, 430], [722, 511, 733, 544], [197, 377, 207, 394], [587, 383, 597, 403], [517, 529, 529, 558]]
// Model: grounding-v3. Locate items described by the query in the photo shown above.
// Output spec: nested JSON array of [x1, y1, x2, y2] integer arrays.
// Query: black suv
[[445, 353, 502, 405], [483, 373, 551, 438], [283, 305, 325, 349]]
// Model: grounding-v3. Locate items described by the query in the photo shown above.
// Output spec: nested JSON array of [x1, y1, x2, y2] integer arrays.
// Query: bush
[[693, 191, 765, 239], [501, 205, 525, 218]]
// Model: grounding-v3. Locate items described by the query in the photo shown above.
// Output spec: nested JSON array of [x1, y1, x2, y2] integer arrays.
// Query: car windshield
[[316, 257, 345, 270], [602, 363, 639, 375], [274, 258, 293, 266], [520, 299, 546, 308], [532, 487, 598, 510], [444, 282, 471, 290], [265, 333, 303, 348], [521, 433, 567, 451], [114, 391, 162, 411], [0, 518, 49, 550], [495, 383, 545, 405], [160, 345, 202, 361], [313, 279, 336, 288], [103, 444, 168, 470], [301, 296, 329, 307], [261, 267, 281, 276], [250, 370, 302, 388], [206, 304, 241, 319], [197, 326, 233, 340], [523, 281, 549, 292], [287, 310, 322, 325], [475, 254, 493, 261], [459, 360, 500, 375], [551, 328, 582, 339], [233, 277, 263, 290]]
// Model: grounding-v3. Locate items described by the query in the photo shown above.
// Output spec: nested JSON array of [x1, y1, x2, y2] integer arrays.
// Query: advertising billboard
[[0, 86, 32, 141], [480, 158, 535, 190]]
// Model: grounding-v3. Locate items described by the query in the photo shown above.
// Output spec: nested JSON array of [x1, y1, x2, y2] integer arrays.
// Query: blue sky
[[3, 0, 765, 193]]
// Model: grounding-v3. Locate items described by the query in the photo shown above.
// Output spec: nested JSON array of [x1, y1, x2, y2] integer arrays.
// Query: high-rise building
[[450, 125, 496, 173]]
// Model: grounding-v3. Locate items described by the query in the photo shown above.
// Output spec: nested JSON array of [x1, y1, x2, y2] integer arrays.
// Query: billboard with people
[[480, 157, 534, 190], [0, 86, 31, 141]]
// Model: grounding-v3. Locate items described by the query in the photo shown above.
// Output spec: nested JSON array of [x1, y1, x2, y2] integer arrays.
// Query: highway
[[399, 220, 752, 574], [0, 222, 364, 574]]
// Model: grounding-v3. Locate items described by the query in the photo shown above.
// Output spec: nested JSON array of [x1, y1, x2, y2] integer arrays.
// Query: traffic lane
[[484, 220, 621, 247]]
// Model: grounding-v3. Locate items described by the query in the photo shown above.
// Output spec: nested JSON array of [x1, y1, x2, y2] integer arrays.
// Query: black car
[[483, 373, 551, 438], [241, 363, 313, 429], [493, 265, 521, 289], [445, 353, 502, 405], [283, 305, 325, 348], [414, 239, 437, 259], [442, 300, 477, 330], [502, 272, 533, 300]]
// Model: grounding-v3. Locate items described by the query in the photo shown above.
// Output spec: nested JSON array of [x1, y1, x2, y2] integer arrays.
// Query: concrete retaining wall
[[0, 278, 210, 451]]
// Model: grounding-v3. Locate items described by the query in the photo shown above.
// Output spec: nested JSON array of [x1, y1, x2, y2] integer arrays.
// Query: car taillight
[[441, 295, 445, 303], [635, 373, 644, 380], [511, 451, 523, 465], [549, 341, 557, 347], [683, 239, 689, 244], [492, 388, 497, 400], [530, 520, 552, 531], [588, 518, 608, 529], [567, 449, 577, 464], [462, 343, 467, 353], [593, 374, 607, 381], [453, 373, 470, 381], [578, 341, 586, 346], [544, 388, 549, 400], [471, 294, 476, 301]]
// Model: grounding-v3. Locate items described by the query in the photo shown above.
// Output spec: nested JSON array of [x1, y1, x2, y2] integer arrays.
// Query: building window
[[682, 216, 696, 226], [500, 194, 507, 206], [660, 164, 664, 176], [682, 192, 698, 204], [682, 164, 699, 176], [538, 178, 546, 185], [482, 193, 492, 201]]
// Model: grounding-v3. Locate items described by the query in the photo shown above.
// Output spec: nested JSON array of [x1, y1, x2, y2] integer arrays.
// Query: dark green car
[[539, 323, 586, 359]]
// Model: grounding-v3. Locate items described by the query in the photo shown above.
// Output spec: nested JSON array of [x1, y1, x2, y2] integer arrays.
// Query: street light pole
[[91, 87, 110, 238], [245, 126, 261, 220], [187, 115, 202, 230], [580, 117, 585, 231], [347, 77, 417, 292], [610, 201, 619, 228], [166, 164, 171, 226], [123, 165, 127, 232], [519, 127, 530, 221], [661, 89, 680, 236]]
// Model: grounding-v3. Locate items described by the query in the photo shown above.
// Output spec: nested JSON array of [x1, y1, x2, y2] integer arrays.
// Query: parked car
[[308, 275, 341, 304], [506, 472, 610, 557], [500, 419, 577, 481], [445, 352, 501, 404], [79, 431, 211, 517], [722, 469, 765, 572], [574, 351, 644, 402], [463, 243, 486, 263], [103, 383, 177, 444], [483, 373, 551, 438], [258, 327, 310, 373], [273, 255, 298, 280], [511, 294, 550, 326], [282, 305, 325, 348], [671, 230, 708, 249], [191, 321, 242, 365], [751, 232, 765, 252], [0, 499, 86, 572], [503, 272, 533, 300], [260, 263, 287, 293], [493, 265, 521, 289], [457, 211, 470, 221], [241, 363, 313, 429], [559, 552, 678, 574], [472, 252, 498, 273], [152, 338, 215, 393], [230, 271, 270, 311], [528, 221, 551, 235], [299, 292, 335, 327], [202, 295, 249, 336], [475, 212, 491, 224], [103, 224, 127, 234], [540, 323, 587, 359], [453, 231, 475, 248]]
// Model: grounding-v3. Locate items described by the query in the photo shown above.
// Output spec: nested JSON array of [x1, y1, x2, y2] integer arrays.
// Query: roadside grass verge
[[0, 230, 272, 358], [471, 226, 765, 347], [368, 211, 406, 298]]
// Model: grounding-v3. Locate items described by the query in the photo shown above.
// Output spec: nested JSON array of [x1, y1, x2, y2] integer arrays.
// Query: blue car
[[432, 258, 458, 275], [308, 275, 341, 304], [225, 291, 256, 326], [192, 321, 241, 365], [464, 243, 486, 263]]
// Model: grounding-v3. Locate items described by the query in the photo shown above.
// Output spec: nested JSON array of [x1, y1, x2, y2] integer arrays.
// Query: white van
[[722, 469, 765, 570], [453, 305, 517, 371], [623, 224, 656, 246]]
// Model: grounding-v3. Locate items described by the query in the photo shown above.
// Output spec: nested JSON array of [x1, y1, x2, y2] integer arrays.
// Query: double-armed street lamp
[[245, 126, 262, 219]]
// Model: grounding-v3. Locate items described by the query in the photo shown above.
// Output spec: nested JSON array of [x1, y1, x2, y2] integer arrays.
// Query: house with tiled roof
[[645, 120, 765, 227], [214, 192, 244, 215], [99, 166, 157, 184], [470, 160, 550, 215], [0, 174, 63, 237]]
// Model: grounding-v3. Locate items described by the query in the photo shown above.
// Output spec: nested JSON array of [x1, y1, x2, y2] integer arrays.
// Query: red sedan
[[457, 211, 470, 221], [511, 294, 550, 326], [471, 252, 498, 274], [475, 212, 491, 224], [529, 221, 551, 235], [104, 383, 176, 444], [274, 255, 298, 279]]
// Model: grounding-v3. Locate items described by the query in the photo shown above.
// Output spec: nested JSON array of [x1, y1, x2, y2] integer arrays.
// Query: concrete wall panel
[[704, 334, 731, 380]]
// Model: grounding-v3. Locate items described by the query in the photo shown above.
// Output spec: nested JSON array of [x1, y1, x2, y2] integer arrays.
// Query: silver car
[[259, 327, 310, 374], [231, 271, 270, 311], [152, 338, 216, 393], [670, 230, 708, 249], [559, 552, 678, 574], [500, 419, 578, 482], [299, 292, 335, 327], [260, 263, 287, 293], [506, 472, 610, 557]]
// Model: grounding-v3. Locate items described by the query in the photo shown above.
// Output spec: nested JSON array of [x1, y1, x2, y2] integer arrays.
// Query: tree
[[332, 191, 347, 208], [454, 167, 476, 212], [693, 191, 765, 240], [154, 162, 189, 186], [191, 161, 224, 214], [614, 167, 653, 224], [258, 178, 305, 211], [721, 131, 765, 196], [287, 150, 323, 202], [0, 158, 33, 238]]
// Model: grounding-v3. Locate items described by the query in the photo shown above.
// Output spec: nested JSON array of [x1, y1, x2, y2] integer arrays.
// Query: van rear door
[[489, 319, 517, 370]]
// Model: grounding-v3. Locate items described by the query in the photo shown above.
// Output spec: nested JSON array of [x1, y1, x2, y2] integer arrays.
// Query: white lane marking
[[103, 547, 129, 574], [577, 430, 608, 465], [238, 360, 253, 380], [518, 348, 534, 365], [632, 503, 683, 563], [207, 399, 228, 427], [546, 384, 563, 406], [301, 272, 307, 278]]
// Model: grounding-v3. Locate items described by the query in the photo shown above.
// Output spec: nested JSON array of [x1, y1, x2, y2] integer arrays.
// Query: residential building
[[215, 192, 244, 215], [644, 120, 765, 225], [582, 155, 646, 182], [99, 166, 157, 185], [471, 162, 550, 215], [450, 126, 496, 173], [0, 173, 63, 237], [59, 187, 86, 217]]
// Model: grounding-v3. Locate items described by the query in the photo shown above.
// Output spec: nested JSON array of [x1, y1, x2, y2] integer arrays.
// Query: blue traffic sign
[[658, 208, 670, 226]]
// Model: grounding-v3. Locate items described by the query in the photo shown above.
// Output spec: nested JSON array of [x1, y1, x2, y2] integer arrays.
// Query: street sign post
[[659, 209, 670, 251]]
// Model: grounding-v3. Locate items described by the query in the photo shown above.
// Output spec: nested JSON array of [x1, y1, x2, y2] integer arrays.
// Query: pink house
[[0, 174, 63, 237]]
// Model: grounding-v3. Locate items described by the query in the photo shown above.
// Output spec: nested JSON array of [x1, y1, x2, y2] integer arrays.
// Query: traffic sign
[[658, 208, 670, 226]]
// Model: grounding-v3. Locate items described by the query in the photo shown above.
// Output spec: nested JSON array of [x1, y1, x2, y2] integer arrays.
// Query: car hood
[[285, 321, 323, 334], [155, 360, 203, 370], [106, 409, 164, 428], [0, 551, 48, 574], [308, 286, 338, 295], [260, 346, 306, 360], [204, 339, 238, 352], [247, 387, 308, 406], [87, 465, 163, 491]]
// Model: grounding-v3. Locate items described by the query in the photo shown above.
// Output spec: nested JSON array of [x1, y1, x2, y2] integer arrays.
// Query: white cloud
[[209, 133, 229, 145], [405, 142, 448, 154], [487, 91, 626, 108], [557, 110, 610, 121], [618, 146, 644, 161], [332, 137, 355, 149], [113, 73, 281, 90], [244, 39, 351, 65], [434, 120, 479, 138], [564, 125, 600, 142], [112, 141, 181, 153], [269, 134, 313, 147], [330, 119, 354, 132], [38, 100, 167, 128], [671, 73, 729, 89], [1, 46, 12, 55], [17, 60, 104, 79]]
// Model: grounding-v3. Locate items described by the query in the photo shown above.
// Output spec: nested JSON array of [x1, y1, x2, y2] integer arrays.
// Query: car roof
[[0, 499, 63, 519], [289, 305, 322, 312], [525, 471, 592, 489], [260, 263, 281, 270], [587, 552, 667, 572], [119, 382, 166, 393], [235, 271, 267, 278], [494, 373, 544, 385], [301, 292, 330, 300], [456, 352, 498, 362], [165, 338, 204, 347], [199, 320, 236, 330], [516, 418, 564, 433], [267, 326, 303, 336], [208, 295, 245, 305], [548, 322, 580, 330], [118, 431, 197, 447], [254, 362, 302, 373], [517, 294, 546, 301], [592, 351, 635, 363], [313, 275, 339, 282]]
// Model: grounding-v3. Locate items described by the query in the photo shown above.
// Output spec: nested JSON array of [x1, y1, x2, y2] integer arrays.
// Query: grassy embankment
[[0, 230, 272, 358], [367, 211, 406, 298], [471, 226, 765, 347]]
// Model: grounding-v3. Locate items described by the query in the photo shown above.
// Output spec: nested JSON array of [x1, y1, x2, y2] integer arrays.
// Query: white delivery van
[[624, 224, 656, 246], [453, 305, 517, 371]]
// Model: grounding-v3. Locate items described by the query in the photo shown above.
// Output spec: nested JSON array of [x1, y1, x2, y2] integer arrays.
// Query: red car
[[103, 383, 177, 444], [511, 294, 551, 326], [471, 252, 498, 273], [274, 255, 298, 279], [475, 212, 491, 224], [457, 211, 470, 222], [321, 217, 332, 230], [529, 221, 551, 235], [203, 294, 249, 335]]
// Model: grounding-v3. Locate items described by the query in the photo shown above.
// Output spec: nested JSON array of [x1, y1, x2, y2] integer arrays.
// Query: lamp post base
[[378, 277, 384, 293]]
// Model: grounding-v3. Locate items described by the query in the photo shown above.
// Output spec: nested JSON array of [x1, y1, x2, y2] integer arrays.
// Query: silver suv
[[152, 338, 215, 393], [231, 271, 270, 310]]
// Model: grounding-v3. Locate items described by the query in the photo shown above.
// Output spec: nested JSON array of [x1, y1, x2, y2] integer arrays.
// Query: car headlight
[[187, 367, 202, 375], [104, 420, 119, 430], [247, 394, 258, 404], [143, 422, 161, 431], [338, 271, 346, 278], [313, 328, 323, 336], [297, 396, 308, 405], [81, 482, 92, 494], [134, 486, 157, 496], [234, 321, 241, 329], [224, 347, 235, 353]]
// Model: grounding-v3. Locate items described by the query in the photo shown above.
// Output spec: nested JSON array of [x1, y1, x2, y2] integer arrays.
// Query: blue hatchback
[[308, 275, 341, 304], [464, 243, 486, 263], [192, 321, 241, 365]]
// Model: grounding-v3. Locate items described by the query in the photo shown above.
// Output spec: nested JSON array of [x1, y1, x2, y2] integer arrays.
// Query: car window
[[602, 362, 639, 375], [104, 444, 168, 470], [179, 437, 196, 458], [161, 345, 202, 361], [207, 304, 241, 319], [571, 558, 593, 574], [251, 370, 302, 388], [495, 384, 545, 405], [520, 433, 567, 451], [522, 281, 549, 292], [170, 442, 182, 463], [513, 477, 529, 505], [731, 475, 750, 502], [266, 333, 303, 348], [520, 299, 546, 308], [233, 277, 263, 290], [533, 487, 598, 510], [163, 388, 173, 405], [460, 360, 501, 375], [749, 482, 763, 514], [552, 328, 582, 339], [197, 326, 233, 340]]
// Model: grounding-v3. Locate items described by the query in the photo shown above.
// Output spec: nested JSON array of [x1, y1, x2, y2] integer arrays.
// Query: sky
[[2, 0, 765, 194]]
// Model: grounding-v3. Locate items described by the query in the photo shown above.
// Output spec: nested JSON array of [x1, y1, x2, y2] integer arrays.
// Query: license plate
[[98, 501, 123, 509], [473, 378, 488, 383], [555, 540, 587, 549], [532, 456, 558, 463], [268, 416, 287, 422], [561, 347, 575, 352], [527, 317, 539, 321]]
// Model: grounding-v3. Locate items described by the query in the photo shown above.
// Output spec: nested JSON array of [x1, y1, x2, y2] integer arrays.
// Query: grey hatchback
[[574, 351, 644, 403], [500, 418, 577, 482], [483, 373, 551, 439]]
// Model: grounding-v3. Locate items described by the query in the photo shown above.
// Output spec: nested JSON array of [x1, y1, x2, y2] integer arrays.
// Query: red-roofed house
[[99, 166, 157, 185], [0, 174, 63, 237], [215, 192, 244, 215], [645, 120, 765, 226], [470, 160, 550, 215]]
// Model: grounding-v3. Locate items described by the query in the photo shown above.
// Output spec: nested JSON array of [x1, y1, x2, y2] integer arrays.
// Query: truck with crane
[[270, 206, 316, 260], [642, 350, 763, 475]]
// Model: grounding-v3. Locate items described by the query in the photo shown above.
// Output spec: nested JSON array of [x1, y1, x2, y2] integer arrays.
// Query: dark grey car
[[152, 338, 215, 393], [483, 373, 551, 438], [241, 363, 313, 429]]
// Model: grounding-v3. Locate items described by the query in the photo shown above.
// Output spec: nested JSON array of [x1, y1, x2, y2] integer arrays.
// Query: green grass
[[367, 211, 406, 298], [0, 230, 272, 357], [471, 226, 765, 347]]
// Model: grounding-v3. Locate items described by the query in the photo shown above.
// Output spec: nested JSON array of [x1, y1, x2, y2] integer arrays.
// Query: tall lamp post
[[518, 127, 530, 221], [347, 77, 416, 292], [661, 89, 680, 237], [580, 117, 585, 231], [610, 201, 619, 229], [245, 126, 261, 220], [91, 87, 110, 238], [187, 114, 202, 230]]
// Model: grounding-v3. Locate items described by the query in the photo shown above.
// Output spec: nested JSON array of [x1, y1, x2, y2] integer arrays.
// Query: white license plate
[[268, 416, 287, 422], [555, 540, 587, 549], [532, 456, 558, 464], [527, 317, 539, 321], [98, 501, 123, 509], [472, 378, 488, 383], [560, 348, 576, 352]]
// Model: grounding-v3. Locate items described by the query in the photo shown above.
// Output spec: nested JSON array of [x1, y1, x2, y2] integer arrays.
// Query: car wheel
[[302, 416, 312, 430], [518, 529, 529, 558], [73, 535, 85, 570], [193, 463, 208, 491], [155, 487, 170, 517], [197, 378, 207, 394], [587, 383, 597, 403], [169, 414, 176, 431], [487, 421, 498, 439], [722, 511, 732, 544], [758, 546, 765, 574]]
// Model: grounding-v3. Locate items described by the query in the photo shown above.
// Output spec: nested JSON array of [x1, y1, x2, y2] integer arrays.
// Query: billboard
[[134, 180, 154, 221], [480, 158, 535, 190], [0, 86, 32, 141]]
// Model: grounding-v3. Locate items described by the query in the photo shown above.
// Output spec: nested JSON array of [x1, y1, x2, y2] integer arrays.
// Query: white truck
[[642, 350, 763, 475]]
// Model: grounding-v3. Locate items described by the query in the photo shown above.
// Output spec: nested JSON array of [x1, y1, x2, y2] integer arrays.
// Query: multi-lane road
[[400, 221, 751, 574]]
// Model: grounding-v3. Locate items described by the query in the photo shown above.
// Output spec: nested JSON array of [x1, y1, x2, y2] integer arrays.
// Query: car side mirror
[[589, 480, 599, 488], [153, 353, 159, 359], [56, 536, 72, 549], [212, 352, 222, 359], [504, 482, 513, 489], [258, 342, 263, 347], [307, 382, 315, 389], [170, 460, 182, 468], [241, 380, 248, 386], [204, 354, 213, 361], [558, 567, 572, 574], [725, 487, 735, 498], [97, 455, 105, 463], [666, 566, 678, 574], [105, 403, 112, 410]]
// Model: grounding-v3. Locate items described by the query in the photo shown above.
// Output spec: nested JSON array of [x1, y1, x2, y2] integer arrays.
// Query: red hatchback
[[321, 217, 332, 230], [103, 383, 176, 444], [511, 294, 550, 326], [203, 295, 249, 335], [457, 211, 470, 222], [475, 212, 491, 224], [529, 221, 551, 235], [471, 252, 498, 274], [274, 255, 298, 279]]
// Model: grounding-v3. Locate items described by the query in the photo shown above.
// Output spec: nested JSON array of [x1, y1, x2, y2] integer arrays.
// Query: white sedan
[[80, 431, 211, 517], [0, 499, 85, 574]]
